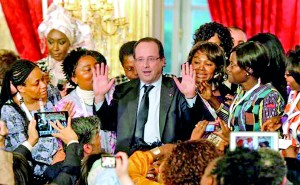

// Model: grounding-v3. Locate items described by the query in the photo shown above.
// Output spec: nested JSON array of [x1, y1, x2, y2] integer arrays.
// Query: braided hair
[[0, 59, 38, 126]]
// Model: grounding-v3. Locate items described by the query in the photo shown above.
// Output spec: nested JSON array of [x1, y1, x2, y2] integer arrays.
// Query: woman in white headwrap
[[37, 4, 94, 87]]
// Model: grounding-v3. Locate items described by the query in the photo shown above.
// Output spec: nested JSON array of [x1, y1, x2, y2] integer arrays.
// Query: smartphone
[[205, 122, 218, 132], [34, 111, 68, 137], [101, 155, 116, 168]]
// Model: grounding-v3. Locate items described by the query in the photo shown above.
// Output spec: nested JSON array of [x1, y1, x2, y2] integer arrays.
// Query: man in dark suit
[[93, 37, 197, 155]]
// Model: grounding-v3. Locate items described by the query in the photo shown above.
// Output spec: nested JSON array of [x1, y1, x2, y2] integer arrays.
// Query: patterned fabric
[[282, 90, 300, 146], [37, 56, 67, 87], [216, 83, 285, 131], [55, 89, 116, 154], [114, 74, 130, 85], [1, 85, 61, 175]]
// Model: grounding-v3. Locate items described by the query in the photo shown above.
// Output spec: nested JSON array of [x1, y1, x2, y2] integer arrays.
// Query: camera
[[34, 111, 68, 137]]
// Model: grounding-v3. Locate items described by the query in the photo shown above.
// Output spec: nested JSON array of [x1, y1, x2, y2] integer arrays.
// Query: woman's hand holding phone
[[212, 117, 230, 143], [190, 120, 210, 140]]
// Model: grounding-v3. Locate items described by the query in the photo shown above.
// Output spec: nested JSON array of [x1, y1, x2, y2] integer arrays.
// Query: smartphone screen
[[34, 111, 68, 137], [101, 155, 116, 168], [205, 122, 216, 132]]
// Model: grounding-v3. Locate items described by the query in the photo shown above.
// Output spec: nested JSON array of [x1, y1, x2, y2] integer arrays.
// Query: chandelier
[[51, 0, 129, 77]]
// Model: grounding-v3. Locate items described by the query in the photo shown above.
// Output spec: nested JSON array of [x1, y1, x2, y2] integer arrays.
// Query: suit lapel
[[123, 80, 140, 137], [159, 77, 175, 138]]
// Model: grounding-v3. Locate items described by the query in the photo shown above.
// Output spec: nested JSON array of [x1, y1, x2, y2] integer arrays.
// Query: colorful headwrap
[[38, 4, 94, 53]]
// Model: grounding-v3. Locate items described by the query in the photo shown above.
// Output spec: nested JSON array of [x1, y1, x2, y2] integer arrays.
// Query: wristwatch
[[150, 147, 161, 158]]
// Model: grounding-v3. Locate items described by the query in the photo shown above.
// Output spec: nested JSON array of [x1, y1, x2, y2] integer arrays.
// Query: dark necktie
[[135, 85, 154, 139]]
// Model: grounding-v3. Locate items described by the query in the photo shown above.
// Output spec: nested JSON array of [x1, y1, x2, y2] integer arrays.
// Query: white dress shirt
[[139, 76, 162, 144]]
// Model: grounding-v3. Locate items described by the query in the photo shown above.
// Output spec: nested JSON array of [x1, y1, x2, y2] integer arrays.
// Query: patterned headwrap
[[38, 4, 94, 53]]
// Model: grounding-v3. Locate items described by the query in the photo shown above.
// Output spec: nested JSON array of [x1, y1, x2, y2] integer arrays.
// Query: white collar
[[139, 75, 162, 90], [76, 86, 94, 106]]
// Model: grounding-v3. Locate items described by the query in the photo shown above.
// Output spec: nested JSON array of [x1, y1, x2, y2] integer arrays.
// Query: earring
[[246, 73, 249, 76]]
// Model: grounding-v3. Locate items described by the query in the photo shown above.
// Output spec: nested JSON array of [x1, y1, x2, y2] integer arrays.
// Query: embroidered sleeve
[[1, 105, 27, 151], [216, 103, 229, 123], [261, 90, 285, 124]]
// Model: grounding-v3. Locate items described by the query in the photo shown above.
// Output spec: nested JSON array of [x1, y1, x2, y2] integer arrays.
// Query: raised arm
[[93, 63, 115, 104], [173, 63, 196, 99]]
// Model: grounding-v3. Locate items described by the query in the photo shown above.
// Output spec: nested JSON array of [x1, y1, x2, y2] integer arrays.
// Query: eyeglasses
[[135, 57, 161, 63]]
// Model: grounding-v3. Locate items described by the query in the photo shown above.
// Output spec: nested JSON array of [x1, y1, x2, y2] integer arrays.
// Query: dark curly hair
[[257, 148, 287, 185], [162, 139, 219, 185], [212, 147, 261, 185], [187, 41, 227, 85], [63, 47, 107, 86], [193, 22, 233, 59], [211, 147, 287, 185], [0, 49, 19, 86]]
